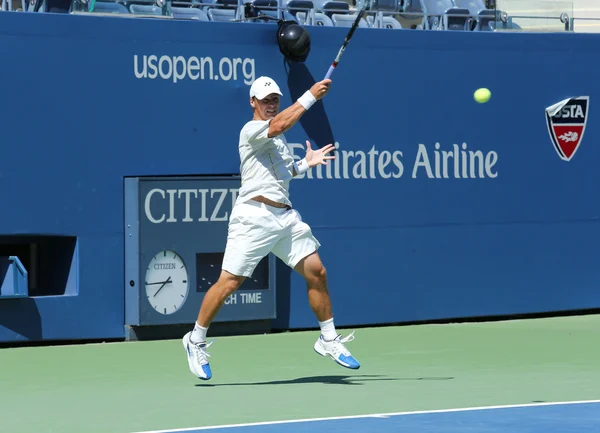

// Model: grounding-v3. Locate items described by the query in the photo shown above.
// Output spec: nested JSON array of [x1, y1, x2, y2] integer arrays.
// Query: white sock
[[190, 322, 208, 344], [319, 318, 338, 341]]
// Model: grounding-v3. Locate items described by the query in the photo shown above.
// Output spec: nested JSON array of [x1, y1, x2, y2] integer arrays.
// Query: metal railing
[[494, 0, 573, 31]]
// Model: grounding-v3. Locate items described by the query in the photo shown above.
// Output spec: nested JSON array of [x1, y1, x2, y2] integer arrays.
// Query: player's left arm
[[292, 140, 336, 177]]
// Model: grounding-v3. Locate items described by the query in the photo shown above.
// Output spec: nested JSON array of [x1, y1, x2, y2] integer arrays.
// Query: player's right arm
[[267, 79, 331, 138]]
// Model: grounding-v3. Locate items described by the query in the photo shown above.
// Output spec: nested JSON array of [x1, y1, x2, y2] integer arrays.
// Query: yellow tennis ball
[[474, 88, 491, 103]]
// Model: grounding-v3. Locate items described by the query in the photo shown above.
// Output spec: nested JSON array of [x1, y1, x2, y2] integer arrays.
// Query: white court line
[[132, 399, 600, 433]]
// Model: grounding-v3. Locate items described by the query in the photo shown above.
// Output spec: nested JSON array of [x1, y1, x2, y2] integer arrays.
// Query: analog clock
[[145, 250, 189, 315]]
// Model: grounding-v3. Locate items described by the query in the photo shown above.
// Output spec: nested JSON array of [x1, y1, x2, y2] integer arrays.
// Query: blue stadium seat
[[252, 10, 298, 22], [452, 0, 495, 30], [296, 10, 333, 25], [331, 13, 369, 27], [370, 0, 398, 12], [286, 0, 313, 18], [189, 0, 217, 12], [313, 0, 349, 17], [200, 0, 237, 13], [216, 0, 238, 9], [129, 3, 164, 14], [367, 0, 401, 29], [91, 1, 131, 13], [250, 0, 277, 11], [201, 0, 240, 19], [284, 0, 315, 24], [420, 0, 470, 30], [247, 11, 280, 22], [367, 14, 402, 28], [208, 7, 236, 20], [171, 6, 209, 19]]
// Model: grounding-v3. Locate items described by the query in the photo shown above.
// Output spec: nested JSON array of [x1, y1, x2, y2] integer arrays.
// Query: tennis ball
[[474, 88, 491, 103]]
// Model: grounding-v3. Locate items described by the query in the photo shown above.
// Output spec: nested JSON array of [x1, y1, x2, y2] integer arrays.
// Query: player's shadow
[[195, 374, 454, 387], [283, 60, 336, 150]]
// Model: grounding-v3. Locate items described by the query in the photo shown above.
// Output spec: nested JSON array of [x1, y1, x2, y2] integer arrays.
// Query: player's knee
[[318, 264, 327, 281], [217, 272, 245, 296], [222, 278, 243, 296], [308, 264, 327, 286]]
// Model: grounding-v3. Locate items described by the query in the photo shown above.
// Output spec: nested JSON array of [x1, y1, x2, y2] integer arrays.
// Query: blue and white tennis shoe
[[314, 331, 360, 369], [182, 331, 213, 380]]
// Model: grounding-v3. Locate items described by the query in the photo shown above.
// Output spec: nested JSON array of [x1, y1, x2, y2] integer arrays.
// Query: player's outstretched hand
[[305, 141, 335, 167], [309, 79, 332, 100]]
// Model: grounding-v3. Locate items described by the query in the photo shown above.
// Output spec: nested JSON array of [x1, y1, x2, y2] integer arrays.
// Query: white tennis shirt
[[236, 119, 297, 207]]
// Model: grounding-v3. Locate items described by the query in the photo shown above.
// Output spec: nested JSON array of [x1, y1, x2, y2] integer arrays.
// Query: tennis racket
[[324, 0, 371, 80]]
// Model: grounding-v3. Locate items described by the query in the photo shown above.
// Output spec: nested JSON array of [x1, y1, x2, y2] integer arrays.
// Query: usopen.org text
[[134, 54, 256, 85]]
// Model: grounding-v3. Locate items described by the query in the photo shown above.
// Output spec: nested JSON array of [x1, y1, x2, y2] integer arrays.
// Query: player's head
[[250, 76, 283, 120]]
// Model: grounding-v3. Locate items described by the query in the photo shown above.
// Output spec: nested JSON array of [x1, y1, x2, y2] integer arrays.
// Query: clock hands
[[145, 280, 171, 285], [146, 276, 173, 298]]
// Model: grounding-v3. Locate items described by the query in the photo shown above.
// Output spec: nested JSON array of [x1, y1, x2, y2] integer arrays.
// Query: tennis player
[[182, 76, 360, 380]]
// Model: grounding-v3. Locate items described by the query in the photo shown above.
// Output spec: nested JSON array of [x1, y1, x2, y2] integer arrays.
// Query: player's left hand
[[305, 141, 335, 167]]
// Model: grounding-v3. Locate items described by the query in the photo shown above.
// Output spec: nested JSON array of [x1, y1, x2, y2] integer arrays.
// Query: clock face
[[145, 250, 189, 315]]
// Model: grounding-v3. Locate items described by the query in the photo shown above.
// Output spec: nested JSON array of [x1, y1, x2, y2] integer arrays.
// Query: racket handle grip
[[324, 65, 335, 80]]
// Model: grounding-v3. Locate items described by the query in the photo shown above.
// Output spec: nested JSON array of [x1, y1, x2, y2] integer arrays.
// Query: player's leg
[[195, 271, 245, 329], [183, 200, 281, 380], [293, 251, 360, 369], [183, 270, 246, 380], [293, 251, 333, 329], [190, 269, 246, 348], [272, 209, 360, 370]]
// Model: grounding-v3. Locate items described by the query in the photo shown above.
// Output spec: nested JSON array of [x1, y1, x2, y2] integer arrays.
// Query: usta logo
[[545, 96, 590, 162]]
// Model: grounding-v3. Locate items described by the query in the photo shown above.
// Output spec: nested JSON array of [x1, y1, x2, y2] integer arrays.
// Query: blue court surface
[[138, 401, 600, 433]]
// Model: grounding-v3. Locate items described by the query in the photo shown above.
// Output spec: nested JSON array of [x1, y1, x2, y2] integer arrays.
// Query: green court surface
[[1, 314, 599, 433]]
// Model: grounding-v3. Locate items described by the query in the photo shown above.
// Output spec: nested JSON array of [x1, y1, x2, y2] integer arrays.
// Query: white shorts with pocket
[[222, 200, 321, 277]]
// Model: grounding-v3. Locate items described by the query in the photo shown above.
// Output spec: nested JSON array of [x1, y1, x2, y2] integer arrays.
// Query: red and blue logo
[[545, 96, 589, 162]]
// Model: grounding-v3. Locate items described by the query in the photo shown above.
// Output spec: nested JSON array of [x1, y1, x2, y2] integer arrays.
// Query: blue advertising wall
[[0, 11, 598, 342]]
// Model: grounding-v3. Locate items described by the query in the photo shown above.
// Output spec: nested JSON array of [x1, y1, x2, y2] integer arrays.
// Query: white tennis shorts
[[222, 200, 321, 277]]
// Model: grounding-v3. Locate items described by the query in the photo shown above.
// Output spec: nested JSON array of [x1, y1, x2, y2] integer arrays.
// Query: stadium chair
[[296, 10, 333, 25], [420, 0, 471, 30], [452, 0, 495, 30], [245, 11, 282, 23], [313, 0, 349, 18], [129, 3, 164, 15], [202, 0, 242, 19], [199, 0, 237, 12], [23, 0, 69, 12], [285, 0, 313, 22], [91, 1, 131, 13], [398, 0, 425, 28], [370, 0, 398, 11], [367, 14, 402, 28], [331, 12, 369, 27], [243, 0, 297, 23], [170, 0, 213, 8], [367, 0, 401, 29], [217, 0, 240, 8], [208, 6, 237, 20], [253, 0, 278, 10], [171, 6, 209, 19], [183, 0, 215, 11]]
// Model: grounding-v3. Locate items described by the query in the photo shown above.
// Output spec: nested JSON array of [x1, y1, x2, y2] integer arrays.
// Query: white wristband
[[297, 90, 317, 110], [294, 158, 310, 175]]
